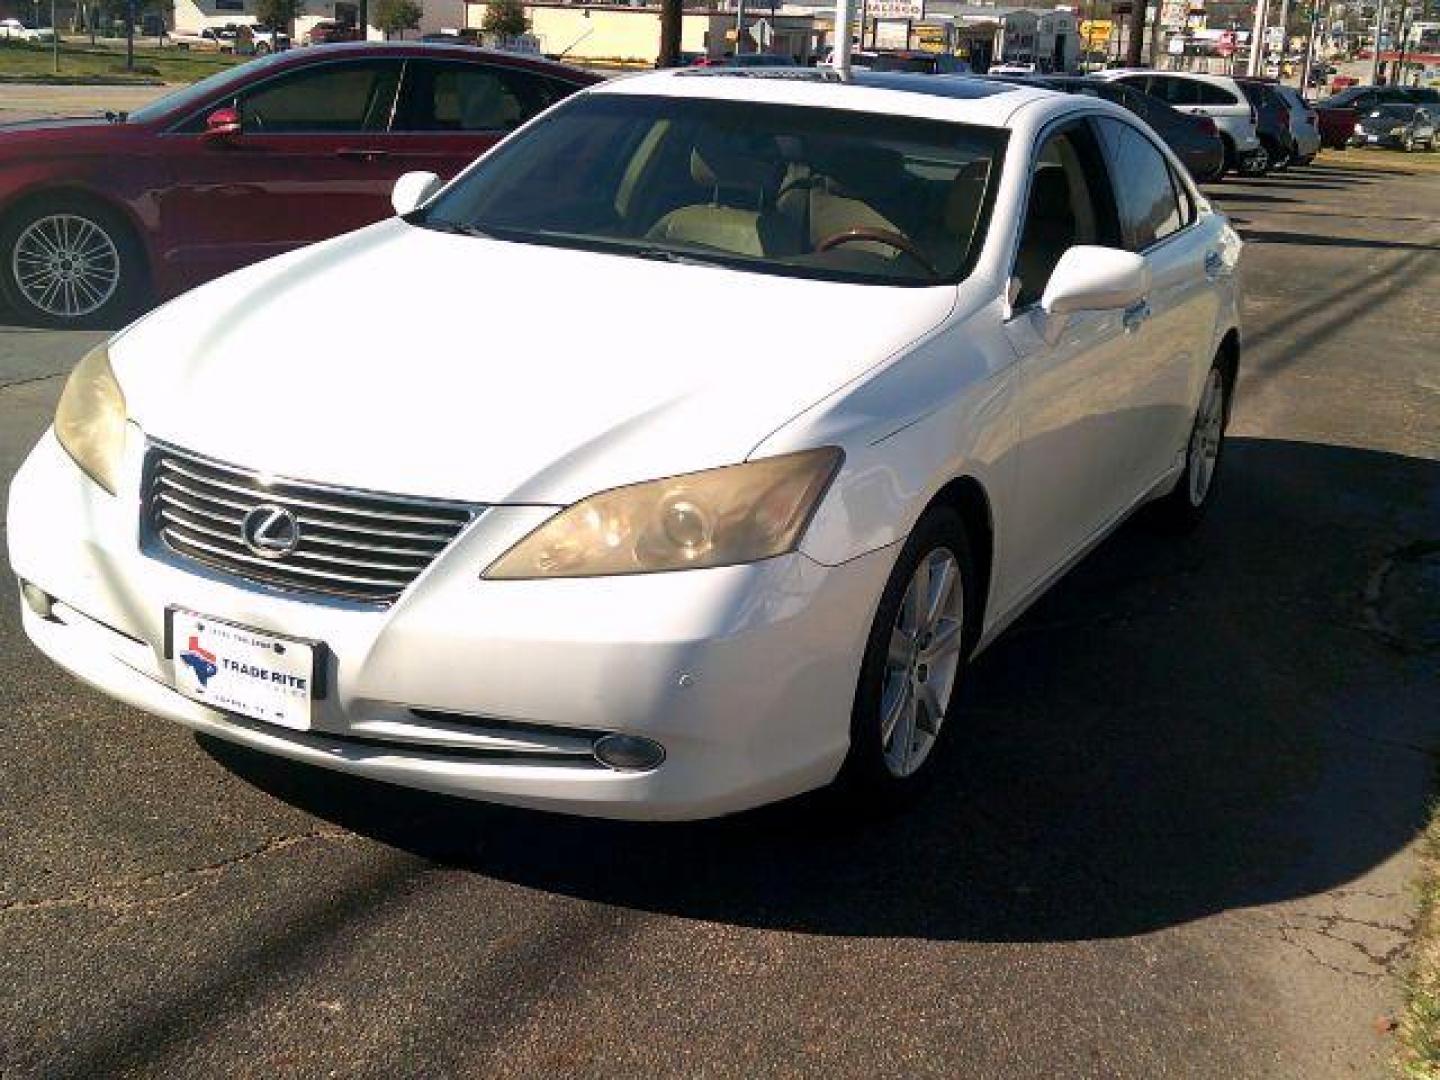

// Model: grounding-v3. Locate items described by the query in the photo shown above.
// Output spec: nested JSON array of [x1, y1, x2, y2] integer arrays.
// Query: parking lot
[[2, 124, 1438, 1078]]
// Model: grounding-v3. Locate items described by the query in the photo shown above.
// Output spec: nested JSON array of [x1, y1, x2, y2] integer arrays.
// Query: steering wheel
[[814, 227, 940, 279]]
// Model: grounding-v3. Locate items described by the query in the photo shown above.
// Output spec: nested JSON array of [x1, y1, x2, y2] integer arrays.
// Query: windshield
[[416, 94, 1004, 287], [128, 53, 287, 124]]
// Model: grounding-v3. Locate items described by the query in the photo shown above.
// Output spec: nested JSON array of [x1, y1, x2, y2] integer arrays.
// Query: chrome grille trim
[[143, 441, 481, 605]]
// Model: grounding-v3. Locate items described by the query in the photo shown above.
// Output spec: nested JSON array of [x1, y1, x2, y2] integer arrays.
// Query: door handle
[[336, 148, 389, 162], [1122, 300, 1151, 333]]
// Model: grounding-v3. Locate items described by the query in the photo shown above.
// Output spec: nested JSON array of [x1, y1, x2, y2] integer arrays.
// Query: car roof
[[592, 69, 1053, 127], [261, 41, 598, 79]]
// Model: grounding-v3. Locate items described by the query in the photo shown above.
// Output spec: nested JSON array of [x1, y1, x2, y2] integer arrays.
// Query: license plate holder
[[166, 607, 327, 731]]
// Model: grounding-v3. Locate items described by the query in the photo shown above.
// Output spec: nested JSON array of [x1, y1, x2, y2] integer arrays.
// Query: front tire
[[1150, 363, 1230, 533], [0, 195, 144, 328], [841, 506, 977, 804]]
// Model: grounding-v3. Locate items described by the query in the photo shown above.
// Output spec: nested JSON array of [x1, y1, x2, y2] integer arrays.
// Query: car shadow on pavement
[[1239, 230, 1440, 252], [202, 436, 1440, 943]]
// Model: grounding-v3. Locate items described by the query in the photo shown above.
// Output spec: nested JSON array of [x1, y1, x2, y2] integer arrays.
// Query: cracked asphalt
[[2, 152, 1438, 1078]]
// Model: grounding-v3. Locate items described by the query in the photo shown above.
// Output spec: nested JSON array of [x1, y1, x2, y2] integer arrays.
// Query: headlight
[[1354, 123, 1365, 133], [484, 447, 843, 580], [54, 343, 126, 495]]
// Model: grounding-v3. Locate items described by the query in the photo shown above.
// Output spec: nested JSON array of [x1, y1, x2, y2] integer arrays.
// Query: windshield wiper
[[421, 219, 495, 239], [632, 247, 731, 268]]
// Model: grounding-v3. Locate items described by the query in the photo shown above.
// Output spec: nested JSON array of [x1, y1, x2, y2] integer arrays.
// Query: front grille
[[144, 442, 480, 604]]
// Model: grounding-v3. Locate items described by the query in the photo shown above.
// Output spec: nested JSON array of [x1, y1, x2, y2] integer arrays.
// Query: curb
[[0, 73, 166, 85]]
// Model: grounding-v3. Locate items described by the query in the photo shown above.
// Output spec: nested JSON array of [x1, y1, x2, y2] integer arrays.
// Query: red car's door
[[381, 59, 590, 183], [158, 57, 404, 292]]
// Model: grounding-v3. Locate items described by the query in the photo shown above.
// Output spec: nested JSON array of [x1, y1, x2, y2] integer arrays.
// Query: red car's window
[[398, 61, 580, 133], [236, 60, 402, 133]]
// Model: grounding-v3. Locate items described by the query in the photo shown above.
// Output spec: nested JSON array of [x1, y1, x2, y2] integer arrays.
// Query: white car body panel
[[7, 72, 1243, 819]]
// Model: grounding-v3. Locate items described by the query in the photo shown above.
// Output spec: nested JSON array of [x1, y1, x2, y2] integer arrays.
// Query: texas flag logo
[[180, 635, 219, 689]]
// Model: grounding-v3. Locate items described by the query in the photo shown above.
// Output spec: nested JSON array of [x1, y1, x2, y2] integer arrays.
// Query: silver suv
[[1093, 70, 1267, 175]]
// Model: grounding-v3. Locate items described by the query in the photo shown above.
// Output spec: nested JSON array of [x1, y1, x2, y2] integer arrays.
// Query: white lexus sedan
[[7, 70, 1242, 820]]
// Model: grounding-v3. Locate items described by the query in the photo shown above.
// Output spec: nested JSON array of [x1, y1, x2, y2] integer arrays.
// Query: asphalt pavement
[[1, 153, 1438, 1078]]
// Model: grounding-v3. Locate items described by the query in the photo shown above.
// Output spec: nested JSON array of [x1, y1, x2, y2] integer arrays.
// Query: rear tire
[[0, 194, 145, 328], [1149, 362, 1230, 534], [839, 506, 978, 808]]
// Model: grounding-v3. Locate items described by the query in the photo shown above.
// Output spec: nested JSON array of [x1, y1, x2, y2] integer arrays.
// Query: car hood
[[113, 221, 958, 505]]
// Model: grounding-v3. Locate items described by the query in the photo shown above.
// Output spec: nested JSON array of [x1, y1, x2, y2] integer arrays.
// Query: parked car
[[0, 43, 599, 326], [1235, 77, 1298, 170], [1269, 82, 1321, 164], [1093, 69, 1268, 174], [987, 62, 1037, 75], [987, 74, 1226, 181], [305, 20, 362, 45], [0, 17, 56, 41], [714, 52, 799, 67], [8, 70, 1243, 820], [1314, 83, 1440, 148], [169, 27, 231, 51], [1351, 103, 1438, 151], [245, 24, 290, 54]]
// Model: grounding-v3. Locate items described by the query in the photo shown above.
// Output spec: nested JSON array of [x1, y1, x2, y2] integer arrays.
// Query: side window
[[402, 62, 575, 132], [1146, 77, 1192, 106], [1013, 124, 1116, 309], [1095, 118, 1184, 250], [1196, 82, 1238, 106], [237, 61, 401, 133]]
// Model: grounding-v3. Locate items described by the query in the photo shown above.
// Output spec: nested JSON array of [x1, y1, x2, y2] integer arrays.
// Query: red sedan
[[0, 43, 600, 326]]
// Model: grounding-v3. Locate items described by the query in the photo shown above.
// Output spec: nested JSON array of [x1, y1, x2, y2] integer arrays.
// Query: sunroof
[[674, 68, 1023, 100]]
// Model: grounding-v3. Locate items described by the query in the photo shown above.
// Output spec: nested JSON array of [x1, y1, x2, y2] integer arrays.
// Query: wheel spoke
[[920, 616, 962, 664], [888, 626, 913, 668], [923, 555, 956, 632], [880, 678, 910, 746], [894, 696, 918, 772]]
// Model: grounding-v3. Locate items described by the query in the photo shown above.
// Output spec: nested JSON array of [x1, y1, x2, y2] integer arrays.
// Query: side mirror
[[391, 171, 442, 216], [202, 106, 241, 143], [1040, 246, 1150, 316]]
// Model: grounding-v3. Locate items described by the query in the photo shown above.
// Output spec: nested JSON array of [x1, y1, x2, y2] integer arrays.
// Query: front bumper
[[8, 430, 893, 820]]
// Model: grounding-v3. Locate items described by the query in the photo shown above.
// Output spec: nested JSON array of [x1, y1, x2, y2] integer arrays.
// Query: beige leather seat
[[646, 136, 785, 257]]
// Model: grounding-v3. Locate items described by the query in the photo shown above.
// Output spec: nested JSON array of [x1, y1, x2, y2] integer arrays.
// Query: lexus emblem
[[241, 504, 300, 559]]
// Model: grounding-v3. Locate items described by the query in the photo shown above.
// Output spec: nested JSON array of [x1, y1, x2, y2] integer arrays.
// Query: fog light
[[593, 733, 665, 772], [19, 579, 55, 620]]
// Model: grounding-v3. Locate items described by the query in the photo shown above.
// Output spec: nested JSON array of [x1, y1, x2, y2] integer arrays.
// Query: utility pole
[[124, 0, 134, 69], [1370, 0, 1386, 82], [1298, 0, 1319, 88], [1247, 0, 1269, 74], [50, 0, 58, 73], [833, 0, 855, 72], [1274, 0, 1291, 75], [1147, 0, 1164, 67], [1124, 0, 1145, 65], [1394, 0, 1411, 84]]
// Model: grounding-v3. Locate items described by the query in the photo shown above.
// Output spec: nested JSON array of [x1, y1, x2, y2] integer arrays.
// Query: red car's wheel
[[0, 195, 145, 328]]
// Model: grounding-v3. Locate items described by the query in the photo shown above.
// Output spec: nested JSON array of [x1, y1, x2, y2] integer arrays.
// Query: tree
[[374, 0, 420, 38], [253, 0, 302, 33], [658, 0, 681, 66], [481, 0, 527, 37]]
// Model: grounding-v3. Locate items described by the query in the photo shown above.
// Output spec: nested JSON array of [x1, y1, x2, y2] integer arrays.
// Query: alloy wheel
[[879, 546, 964, 778], [1187, 368, 1225, 507], [11, 212, 120, 319]]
